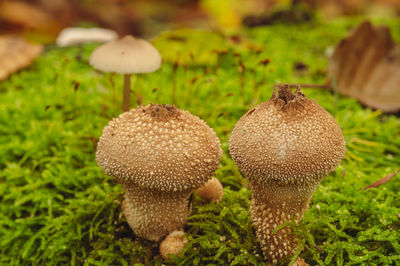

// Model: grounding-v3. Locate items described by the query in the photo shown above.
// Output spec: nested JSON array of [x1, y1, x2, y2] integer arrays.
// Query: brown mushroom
[[229, 85, 346, 263], [96, 104, 221, 241], [159, 230, 187, 259], [90, 35, 161, 111], [196, 177, 223, 202]]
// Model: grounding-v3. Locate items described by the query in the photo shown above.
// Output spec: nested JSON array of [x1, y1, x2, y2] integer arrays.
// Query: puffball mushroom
[[96, 104, 221, 241], [89, 35, 161, 111], [159, 230, 187, 259], [196, 177, 223, 202], [229, 85, 346, 263]]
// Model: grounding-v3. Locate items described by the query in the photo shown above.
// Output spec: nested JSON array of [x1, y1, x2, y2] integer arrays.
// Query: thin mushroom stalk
[[123, 74, 131, 112], [229, 85, 346, 263]]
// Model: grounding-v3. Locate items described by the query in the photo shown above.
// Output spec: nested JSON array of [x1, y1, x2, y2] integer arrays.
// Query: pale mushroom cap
[[56, 27, 118, 47], [89, 35, 161, 74], [96, 104, 222, 191], [229, 86, 346, 185]]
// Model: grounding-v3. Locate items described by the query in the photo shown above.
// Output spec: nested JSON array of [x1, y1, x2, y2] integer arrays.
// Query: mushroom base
[[249, 178, 317, 264], [122, 184, 192, 242]]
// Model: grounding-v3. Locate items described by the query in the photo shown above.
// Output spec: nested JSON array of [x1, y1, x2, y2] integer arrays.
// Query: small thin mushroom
[[90, 35, 161, 111], [96, 104, 221, 241], [229, 85, 346, 263]]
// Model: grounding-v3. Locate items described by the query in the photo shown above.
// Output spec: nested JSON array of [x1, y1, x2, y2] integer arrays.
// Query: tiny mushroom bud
[[293, 257, 309, 266], [196, 177, 223, 202], [159, 230, 187, 259], [229, 85, 346, 263], [96, 104, 221, 241], [90, 35, 161, 111]]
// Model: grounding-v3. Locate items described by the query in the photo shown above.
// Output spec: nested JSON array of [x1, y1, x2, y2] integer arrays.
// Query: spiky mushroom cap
[[96, 104, 222, 192], [89, 35, 161, 74], [229, 85, 346, 185], [229, 85, 346, 263]]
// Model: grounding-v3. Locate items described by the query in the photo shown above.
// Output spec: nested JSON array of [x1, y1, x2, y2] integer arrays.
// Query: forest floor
[[1, 16, 399, 265]]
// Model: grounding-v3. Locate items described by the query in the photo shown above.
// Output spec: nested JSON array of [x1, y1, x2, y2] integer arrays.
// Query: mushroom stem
[[122, 184, 192, 242], [123, 74, 131, 112], [172, 61, 178, 105], [249, 178, 316, 263]]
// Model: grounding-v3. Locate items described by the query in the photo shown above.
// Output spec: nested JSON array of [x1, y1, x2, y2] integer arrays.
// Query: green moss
[[1, 17, 399, 265]]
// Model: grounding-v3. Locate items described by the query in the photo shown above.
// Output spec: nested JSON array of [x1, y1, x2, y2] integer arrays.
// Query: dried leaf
[[328, 21, 400, 113], [0, 1, 61, 34], [363, 168, 400, 190], [0, 35, 43, 80]]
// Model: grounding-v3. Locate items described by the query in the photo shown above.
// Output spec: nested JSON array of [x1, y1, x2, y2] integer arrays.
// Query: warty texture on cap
[[229, 86, 346, 185], [96, 104, 222, 191]]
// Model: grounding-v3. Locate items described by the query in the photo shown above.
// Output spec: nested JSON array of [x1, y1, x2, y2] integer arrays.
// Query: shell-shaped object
[[328, 21, 400, 113], [0, 35, 43, 81]]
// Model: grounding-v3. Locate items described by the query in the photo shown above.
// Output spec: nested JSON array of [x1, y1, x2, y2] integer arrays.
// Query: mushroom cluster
[[96, 104, 222, 241], [229, 85, 346, 263]]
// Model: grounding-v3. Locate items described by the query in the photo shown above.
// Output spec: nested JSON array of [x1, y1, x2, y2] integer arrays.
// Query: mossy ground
[[1, 17, 400, 265]]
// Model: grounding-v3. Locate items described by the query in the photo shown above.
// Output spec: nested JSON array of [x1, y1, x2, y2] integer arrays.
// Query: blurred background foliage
[[1, 0, 400, 265], [0, 0, 399, 42]]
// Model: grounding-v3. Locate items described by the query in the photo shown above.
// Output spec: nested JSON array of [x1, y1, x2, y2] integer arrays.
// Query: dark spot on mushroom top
[[145, 104, 180, 122], [272, 84, 305, 105], [277, 85, 295, 103]]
